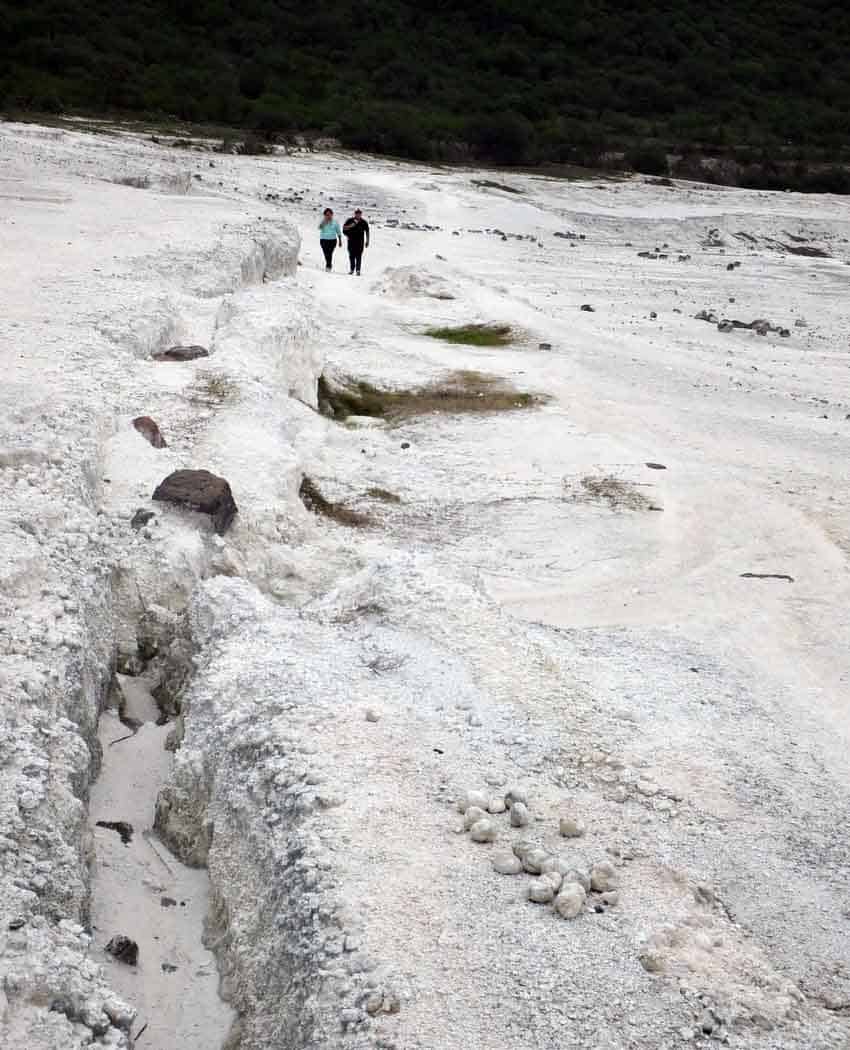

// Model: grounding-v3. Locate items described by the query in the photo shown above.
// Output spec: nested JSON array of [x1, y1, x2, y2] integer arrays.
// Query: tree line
[[2, 0, 850, 187]]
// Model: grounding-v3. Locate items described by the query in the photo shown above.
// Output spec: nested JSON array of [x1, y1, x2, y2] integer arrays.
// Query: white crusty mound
[[0, 122, 305, 1049], [372, 264, 456, 300], [2, 120, 850, 1050]]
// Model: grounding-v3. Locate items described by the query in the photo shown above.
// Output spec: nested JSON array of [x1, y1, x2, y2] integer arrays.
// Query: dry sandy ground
[[1, 120, 849, 1050]]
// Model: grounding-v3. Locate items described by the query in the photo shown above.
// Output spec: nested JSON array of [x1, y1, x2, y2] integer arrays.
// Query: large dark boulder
[[152, 345, 209, 362], [152, 469, 237, 534]]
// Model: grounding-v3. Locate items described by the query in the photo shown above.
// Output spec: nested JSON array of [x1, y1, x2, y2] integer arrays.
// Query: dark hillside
[[3, 0, 850, 173]]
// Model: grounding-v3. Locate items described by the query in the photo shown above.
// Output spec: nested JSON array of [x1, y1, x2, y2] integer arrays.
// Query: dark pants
[[320, 239, 337, 269], [348, 242, 364, 273]]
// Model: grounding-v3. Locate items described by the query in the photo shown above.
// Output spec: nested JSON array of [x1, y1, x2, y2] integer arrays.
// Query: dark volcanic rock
[[152, 345, 209, 362], [152, 469, 237, 534], [96, 820, 134, 845], [105, 935, 138, 966], [132, 416, 167, 448], [130, 508, 156, 531]]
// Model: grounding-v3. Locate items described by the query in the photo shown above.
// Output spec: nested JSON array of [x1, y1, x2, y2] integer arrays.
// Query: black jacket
[[343, 217, 369, 247]]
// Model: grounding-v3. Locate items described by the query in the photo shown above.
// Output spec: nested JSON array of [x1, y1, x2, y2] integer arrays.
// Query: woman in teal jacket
[[318, 208, 342, 270]]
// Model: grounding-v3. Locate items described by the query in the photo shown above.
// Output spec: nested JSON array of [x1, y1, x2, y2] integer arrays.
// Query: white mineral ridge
[[1, 120, 850, 1050]]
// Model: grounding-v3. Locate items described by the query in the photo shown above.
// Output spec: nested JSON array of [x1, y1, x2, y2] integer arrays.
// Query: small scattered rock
[[400, 442, 411, 450], [340, 1008, 363, 1029], [366, 993, 400, 1015], [541, 870, 563, 892], [365, 708, 380, 722], [105, 935, 138, 966], [469, 818, 497, 843], [538, 342, 552, 350], [491, 851, 523, 875], [463, 806, 488, 830], [130, 508, 155, 531], [509, 802, 530, 828], [458, 790, 490, 813], [503, 787, 527, 810], [152, 469, 238, 535], [521, 848, 550, 875], [160, 896, 177, 908], [161, 962, 178, 973], [511, 838, 537, 860], [487, 797, 507, 815], [590, 860, 619, 892], [554, 882, 586, 919], [600, 890, 620, 907], [152, 344, 209, 362], [564, 867, 591, 892], [645, 462, 666, 470], [559, 816, 585, 838], [540, 856, 572, 878], [364, 993, 383, 1016], [528, 878, 556, 904], [639, 950, 666, 973], [132, 416, 167, 448], [580, 304, 595, 312]]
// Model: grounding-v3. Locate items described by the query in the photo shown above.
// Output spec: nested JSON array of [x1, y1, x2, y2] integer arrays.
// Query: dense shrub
[[625, 144, 669, 176], [468, 112, 534, 165]]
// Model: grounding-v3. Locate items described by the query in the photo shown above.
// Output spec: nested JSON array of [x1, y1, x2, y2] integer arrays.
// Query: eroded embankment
[[0, 218, 312, 1050]]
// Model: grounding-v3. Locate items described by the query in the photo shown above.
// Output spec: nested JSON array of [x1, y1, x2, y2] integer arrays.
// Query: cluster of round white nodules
[[456, 787, 620, 920]]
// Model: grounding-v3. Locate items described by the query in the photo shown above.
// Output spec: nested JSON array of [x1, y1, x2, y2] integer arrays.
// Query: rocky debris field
[[1, 122, 850, 1050]]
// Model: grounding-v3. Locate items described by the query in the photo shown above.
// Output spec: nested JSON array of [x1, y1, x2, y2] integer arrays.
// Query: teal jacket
[[319, 219, 341, 240]]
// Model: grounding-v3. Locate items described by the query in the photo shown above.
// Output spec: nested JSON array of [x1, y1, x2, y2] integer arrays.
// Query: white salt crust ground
[[1, 121, 849, 1050]]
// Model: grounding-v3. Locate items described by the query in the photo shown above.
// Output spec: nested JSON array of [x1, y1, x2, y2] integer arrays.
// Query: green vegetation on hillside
[[2, 0, 850, 176]]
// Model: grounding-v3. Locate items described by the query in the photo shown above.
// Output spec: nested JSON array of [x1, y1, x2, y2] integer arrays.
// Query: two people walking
[[318, 207, 370, 274]]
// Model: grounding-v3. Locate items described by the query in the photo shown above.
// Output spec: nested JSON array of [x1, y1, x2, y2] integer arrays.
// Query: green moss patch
[[424, 323, 514, 347], [318, 369, 544, 422]]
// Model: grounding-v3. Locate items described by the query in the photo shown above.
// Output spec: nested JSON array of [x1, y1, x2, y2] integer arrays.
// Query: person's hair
[[323, 208, 332, 216]]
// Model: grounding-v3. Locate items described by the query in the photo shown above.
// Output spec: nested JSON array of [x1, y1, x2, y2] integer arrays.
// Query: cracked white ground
[[1, 121, 849, 1050]]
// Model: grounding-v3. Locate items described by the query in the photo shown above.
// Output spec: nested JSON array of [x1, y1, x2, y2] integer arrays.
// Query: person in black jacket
[[342, 209, 370, 275]]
